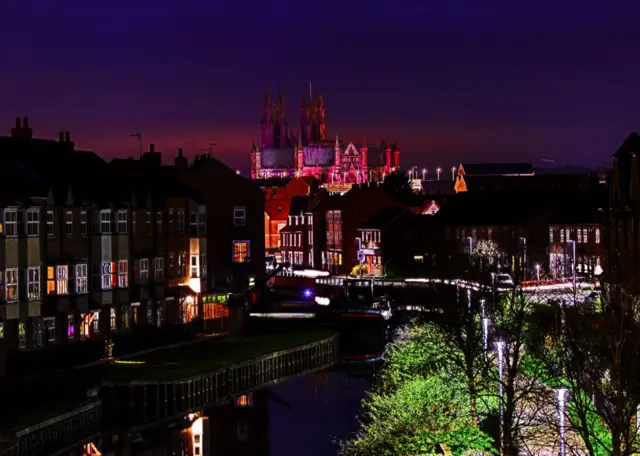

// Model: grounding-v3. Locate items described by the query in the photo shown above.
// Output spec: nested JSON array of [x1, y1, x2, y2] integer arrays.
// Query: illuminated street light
[[536, 264, 540, 290], [235, 170, 241, 175], [422, 168, 427, 180], [451, 166, 456, 180], [557, 387, 568, 456], [436, 167, 442, 181], [495, 340, 506, 450]]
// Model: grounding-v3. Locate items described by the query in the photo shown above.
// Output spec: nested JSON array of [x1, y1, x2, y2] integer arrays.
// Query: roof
[[411, 199, 440, 215], [612, 133, 640, 159], [279, 222, 304, 233], [265, 198, 291, 220], [289, 196, 310, 215], [460, 162, 534, 176], [360, 206, 412, 230]]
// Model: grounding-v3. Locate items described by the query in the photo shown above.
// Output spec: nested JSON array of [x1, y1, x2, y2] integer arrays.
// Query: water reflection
[[70, 320, 387, 455]]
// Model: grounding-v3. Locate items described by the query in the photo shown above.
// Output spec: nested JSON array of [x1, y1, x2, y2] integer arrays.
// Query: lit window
[[76, 264, 88, 293], [583, 228, 589, 243], [154, 257, 164, 281], [139, 258, 149, 283], [101, 262, 112, 289], [27, 209, 40, 236], [46, 210, 55, 236], [67, 314, 75, 339], [145, 211, 152, 233], [232, 241, 250, 263], [100, 210, 112, 234], [56, 265, 69, 294], [47, 267, 56, 294], [110, 307, 116, 330], [234, 207, 247, 226], [27, 267, 40, 299], [595, 228, 601, 244], [80, 211, 87, 235], [6, 269, 18, 302], [190, 255, 199, 278], [5, 209, 17, 236], [118, 260, 128, 287], [18, 322, 26, 348], [117, 210, 128, 233], [121, 304, 130, 328], [236, 393, 253, 407]]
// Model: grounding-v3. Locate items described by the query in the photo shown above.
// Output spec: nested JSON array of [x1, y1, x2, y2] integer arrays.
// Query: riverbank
[[0, 326, 336, 433]]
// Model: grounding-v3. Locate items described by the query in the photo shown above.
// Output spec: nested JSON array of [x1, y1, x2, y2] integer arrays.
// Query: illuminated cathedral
[[250, 90, 400, 185]]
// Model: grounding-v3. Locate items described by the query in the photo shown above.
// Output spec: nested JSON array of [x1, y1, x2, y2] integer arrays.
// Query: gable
[[342, 143, 359, 156]]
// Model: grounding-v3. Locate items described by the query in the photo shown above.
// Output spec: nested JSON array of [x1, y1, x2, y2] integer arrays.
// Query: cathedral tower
[[260, 92, 290, 148], [300, 90, 327, 144]]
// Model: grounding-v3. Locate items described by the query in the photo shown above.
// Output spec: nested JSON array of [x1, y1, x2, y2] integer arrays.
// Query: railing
[[101, 333, 340, 430], [1, 401, 101, 456]]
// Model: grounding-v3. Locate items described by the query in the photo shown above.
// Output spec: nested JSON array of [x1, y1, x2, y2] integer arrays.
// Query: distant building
[[454, 162, 535, 193], [249, 91, 400, 185]]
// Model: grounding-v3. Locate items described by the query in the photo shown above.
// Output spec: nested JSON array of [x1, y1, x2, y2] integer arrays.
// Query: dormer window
[[100, 210, 112, 234]]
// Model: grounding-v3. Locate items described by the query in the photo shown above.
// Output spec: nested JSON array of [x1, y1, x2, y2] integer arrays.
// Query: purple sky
[[1, 0, 639, 172]]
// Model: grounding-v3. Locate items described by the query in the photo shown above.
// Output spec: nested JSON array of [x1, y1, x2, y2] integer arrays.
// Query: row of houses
[[264, 172, 606, 282], [0, 118, 264, 377]]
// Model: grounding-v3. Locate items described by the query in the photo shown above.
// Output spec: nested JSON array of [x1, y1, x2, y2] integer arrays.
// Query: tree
[[381, 170, 415, 203], [539, 292, 640, 456]]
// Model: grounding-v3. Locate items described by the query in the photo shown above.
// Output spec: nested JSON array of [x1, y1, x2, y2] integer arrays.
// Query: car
[[494, 273, 514, 288]]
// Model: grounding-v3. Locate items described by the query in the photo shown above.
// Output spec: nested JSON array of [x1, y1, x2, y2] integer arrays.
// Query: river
[[69, 318, 388, 455]]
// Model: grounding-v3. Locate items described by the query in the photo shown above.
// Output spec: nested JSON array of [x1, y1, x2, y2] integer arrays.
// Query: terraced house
[[0, 119, 264, 378]]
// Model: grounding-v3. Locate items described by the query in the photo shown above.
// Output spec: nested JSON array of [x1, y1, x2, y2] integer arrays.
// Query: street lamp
[[436, 167, 442, 181], [557, 387, 568, 456], [422, 168, 427, 180], [451, 166, 456, 180], [495, 340, 506, 451], [519, 236, 527, 282], [536, 263, 540, 289]]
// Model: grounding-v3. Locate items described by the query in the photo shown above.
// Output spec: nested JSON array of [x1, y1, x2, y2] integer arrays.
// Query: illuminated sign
[[202, 294, 228, 304], [361, 249, 376, 255]]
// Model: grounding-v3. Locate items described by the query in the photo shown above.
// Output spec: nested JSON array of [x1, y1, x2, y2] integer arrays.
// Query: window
[[44, 317, 55, 342], [190, 255, 199, 278], [47, 267, 56, 294], [132, 212, 137, 234], [55, 265, 69, 294], [232, 241, 250, 263], [18, 322, 26, 348], [6, 269, 18, 301], [200, 253, 207, 278], [156, 211, 163, 234], [117, 210, 127, 233], [118, 260, 128, 288], [577, 228, 583, 243], [76, 264, 88, 293], [237, 419, 249, 442], [101, 262, 112, 289], [145, 211, 152, 233], [139, 259, 149, 282], [177, 210, 185, 232], [100, 210, 112, 233], [168, 209, 174, 231], [27, 267, 40, 299], [583, 228, 589, 243], [92, 313, 100, 334], [5, 210, 17, 236], [67, 314, 75, 339], [46, 210, 55, 236], [33, 318, 43, 347], [154, 257, 164, 281], [27, 209, 40, 236], [595, 228, 601, 244], [110, 307, 116, 330], [560, 228, 565, 243], [549, 227, 554, 244], [65, 211, 73, 235], [189, 213, 197, 236], [234, 206, 247, 226], [80, 211, 87, 235], [198, 212, 206, 236], [121, 305, 130, 329]]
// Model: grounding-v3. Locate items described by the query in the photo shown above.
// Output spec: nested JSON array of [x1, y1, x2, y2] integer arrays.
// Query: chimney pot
[[149, 144, 155, 153], [58, 131, 64, 142], [23, 117, 29, 128], [15, 117, 21, 128], [65, 131, 70, 142]]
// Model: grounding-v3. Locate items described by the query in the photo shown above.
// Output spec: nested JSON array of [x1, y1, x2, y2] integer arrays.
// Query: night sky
[[2, 0, 639, 172]]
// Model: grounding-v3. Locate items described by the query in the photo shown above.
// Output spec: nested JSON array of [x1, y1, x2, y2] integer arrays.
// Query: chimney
[[23, 117, 29, 128], [64, 131, 70, 142], [150, 143, 155, 153], [58, 132, 64, 142], [175, 148, 188, 170], [15, 117, 21, 129]]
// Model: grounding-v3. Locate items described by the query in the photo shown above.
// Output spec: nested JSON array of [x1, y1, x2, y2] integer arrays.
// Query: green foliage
[[339, 322, 495, 456]]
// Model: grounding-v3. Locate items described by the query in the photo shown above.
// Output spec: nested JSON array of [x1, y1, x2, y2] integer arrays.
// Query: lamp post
[[451, 166, 456, 180], [557, 387, 568, 456], [519, 236, 527, 282], [495, 340, 506, 452], [436, 167, 442, 181], [422, 168, 427, 180], [536, 264, 540, 290]]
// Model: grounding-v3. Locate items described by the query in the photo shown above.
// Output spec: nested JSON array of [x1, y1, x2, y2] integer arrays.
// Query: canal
[[62, 318, 388, 455]]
